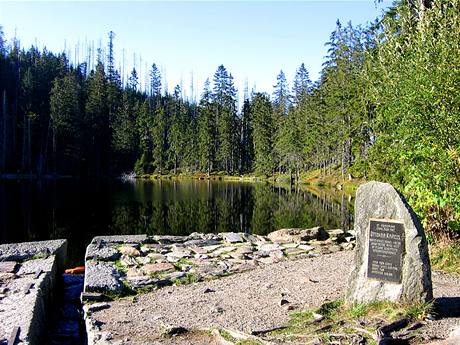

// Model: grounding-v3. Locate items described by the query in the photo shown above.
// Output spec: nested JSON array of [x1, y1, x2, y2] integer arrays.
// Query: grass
[[269, 299, 433, 344], [218, 330, 264, 345], [430, 243, 460, 274]]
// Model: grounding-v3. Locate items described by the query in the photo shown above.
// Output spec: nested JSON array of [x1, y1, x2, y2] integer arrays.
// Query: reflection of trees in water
[[0, 180, 353, 263], [109, 182, 353, 236]]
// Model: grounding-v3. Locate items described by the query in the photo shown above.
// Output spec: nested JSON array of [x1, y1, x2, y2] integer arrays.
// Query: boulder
[[346, 181, 432, 304], [268, 227, 329, 243]]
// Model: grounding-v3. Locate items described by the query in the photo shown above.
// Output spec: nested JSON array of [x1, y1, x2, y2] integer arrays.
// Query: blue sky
[[0, 1, 392, 102]]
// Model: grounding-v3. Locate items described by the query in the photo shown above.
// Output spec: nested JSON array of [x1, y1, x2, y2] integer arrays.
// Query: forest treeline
[[0, 0, 459, 234]]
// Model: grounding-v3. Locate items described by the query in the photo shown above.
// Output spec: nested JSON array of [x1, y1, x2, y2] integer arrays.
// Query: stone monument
[[346, 181, 432, 304]]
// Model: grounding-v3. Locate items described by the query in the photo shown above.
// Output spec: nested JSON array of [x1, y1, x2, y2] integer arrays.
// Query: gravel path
[[92, 251, 352, 344], [90, 251, 459, 345]]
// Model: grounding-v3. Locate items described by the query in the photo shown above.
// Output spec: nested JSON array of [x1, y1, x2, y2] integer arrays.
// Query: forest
[[0, 0, 459, 238]]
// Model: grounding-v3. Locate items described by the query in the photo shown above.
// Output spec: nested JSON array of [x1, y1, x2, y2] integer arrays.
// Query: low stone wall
[[0, 239, 67, 345], [83, 228, 355, 295]]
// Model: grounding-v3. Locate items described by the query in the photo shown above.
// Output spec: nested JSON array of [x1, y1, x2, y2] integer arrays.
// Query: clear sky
[[0, 1, 392, 102]]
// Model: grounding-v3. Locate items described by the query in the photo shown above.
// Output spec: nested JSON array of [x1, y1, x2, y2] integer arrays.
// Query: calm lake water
[[0, 179, 353, 265]]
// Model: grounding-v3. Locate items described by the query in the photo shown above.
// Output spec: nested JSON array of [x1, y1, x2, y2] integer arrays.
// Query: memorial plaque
[[367, 219, 404, 283]]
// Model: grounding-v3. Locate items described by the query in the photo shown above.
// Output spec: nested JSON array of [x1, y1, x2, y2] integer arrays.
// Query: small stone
[[0, 261, 17, 273], [268, 227, 329, 243], [147, 253, 167, 262], [136, 256, 151, 265], [126, 268, 144, 277], [221, 232, 243, 243], [119, 246, 141, 257], [313, 313, 324, 322], [120, 255, 138, 267], [328, 245, 341, 253], [259, 243, 282, 252], [204, 287, 215, 293], [166, 271, 187, 281], [143, 263, 175, 275], [298, 244, 314, 251], [88, 302, 111, 312], [269, 250, 284, 259], [279, 299, 289, 306]]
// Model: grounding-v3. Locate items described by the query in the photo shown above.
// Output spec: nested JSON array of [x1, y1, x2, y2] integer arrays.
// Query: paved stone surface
[[346, 181, 433, 304], [0, 240, 67, 345], [83, 231, 356, 295], [0, 239, 67, 265], [84, 261, 124, 293], [86, 245, 121, 261]]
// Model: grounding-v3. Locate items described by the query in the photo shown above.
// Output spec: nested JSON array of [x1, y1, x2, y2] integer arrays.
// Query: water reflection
[[0, 179, 353, 264]]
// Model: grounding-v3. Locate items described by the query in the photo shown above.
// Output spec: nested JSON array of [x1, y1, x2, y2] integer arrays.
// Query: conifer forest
[[1, 0, 460, 233]]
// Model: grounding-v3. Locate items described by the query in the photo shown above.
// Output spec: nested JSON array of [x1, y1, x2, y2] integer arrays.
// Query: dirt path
[[88, 251, 460, 345]]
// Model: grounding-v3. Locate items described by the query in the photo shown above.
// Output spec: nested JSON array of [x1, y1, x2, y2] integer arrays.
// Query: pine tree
[[292, 63, 311, 105], [251, 93, 275, 175], [85, 61, 108, 176], [197, 79, 215, 174], [212, 65, 238, 172], [150, 63, 161, 98], [272, 70, 290, 115], [50, 72, 82, 173]]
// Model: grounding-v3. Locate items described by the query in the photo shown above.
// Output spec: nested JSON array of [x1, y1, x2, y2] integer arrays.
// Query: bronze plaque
[[367, 219, 404, 283]]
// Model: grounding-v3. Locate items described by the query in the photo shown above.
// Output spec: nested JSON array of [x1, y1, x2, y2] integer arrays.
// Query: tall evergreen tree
[[251, 93, 275, 175]]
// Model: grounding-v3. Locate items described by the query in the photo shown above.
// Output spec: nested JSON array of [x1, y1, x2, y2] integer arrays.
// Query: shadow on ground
[[434, 297, 460, 318]]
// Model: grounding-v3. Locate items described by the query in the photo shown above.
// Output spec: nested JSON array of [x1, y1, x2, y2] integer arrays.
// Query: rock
[[346, 181, 432, 304], [87, 302, 111, 313], [0, 261, 17, 273], [126, 268, 144, 277], [284, 247, 308, 256], [164, 271, 187, 281], [120, 255, 138, 267], [328, 245, 341, 253], [298, 244, 314, 251], [119, 246, 141, 257], [327, 229, 345, 236], [86, 244, 120, 261], [221, 232, 243, 243], [259, 243, 282, 252], [269, 250, 284, 260], [166, 249, 191, 259], [136, 256, 151, 265], [241, 234, 259, 243], [126, 276, 156, 289], [212, 246, 236, 256], [142, 263, 175, 275], [268, 227, 329, 243], [183, 239, 221, 247], [313, 313, 324, 322], [204, 287, 215, 293], [278, 299, 289, 306], [154, 235, 187, 244], [258, 256, 281, 265], [84, 261, 124, 293], [147, 253, 167, 262]]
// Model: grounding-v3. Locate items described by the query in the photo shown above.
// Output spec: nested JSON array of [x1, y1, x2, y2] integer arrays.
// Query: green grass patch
[[268, 299, 432, 344], [430, 243, 460, 274]]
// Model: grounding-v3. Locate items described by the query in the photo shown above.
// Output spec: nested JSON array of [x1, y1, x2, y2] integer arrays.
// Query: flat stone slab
[[86, 245, 120, 261], [92, 235, 149, 245], [0, 261, 17, 273], [0, 239, 67, 263], [84, 261, 124, 293], [0, 240, 67, 345]]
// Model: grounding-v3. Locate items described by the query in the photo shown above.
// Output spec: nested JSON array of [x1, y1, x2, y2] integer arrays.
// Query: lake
[[0, 179, 353, 264]]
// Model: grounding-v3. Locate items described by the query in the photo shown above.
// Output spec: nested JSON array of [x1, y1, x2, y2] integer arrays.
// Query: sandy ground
[[89, 251, 460, 345]]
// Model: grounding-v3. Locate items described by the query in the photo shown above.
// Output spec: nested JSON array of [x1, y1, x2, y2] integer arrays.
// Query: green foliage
[[430, 243, 460, 274]]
